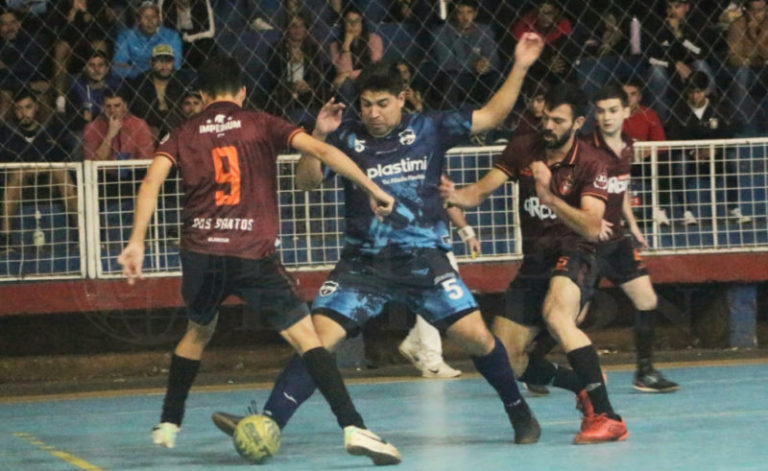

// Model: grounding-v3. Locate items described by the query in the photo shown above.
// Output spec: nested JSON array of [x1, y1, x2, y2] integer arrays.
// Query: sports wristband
[[457, 225, 475, 242]]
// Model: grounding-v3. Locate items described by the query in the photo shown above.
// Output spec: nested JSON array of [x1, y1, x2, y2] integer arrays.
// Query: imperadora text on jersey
[[191, 217, 255, 231]]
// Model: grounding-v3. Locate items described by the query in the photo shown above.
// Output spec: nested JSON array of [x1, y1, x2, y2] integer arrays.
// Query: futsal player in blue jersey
[[212, 33, 546, 452]]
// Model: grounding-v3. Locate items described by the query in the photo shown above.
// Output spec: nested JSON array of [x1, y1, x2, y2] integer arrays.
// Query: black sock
[[519, 355, 583, 394], [528, 331, 558, 358], [566, 345, 616, 418], [302, 347, 365, 429], [635, 309, 656, 374], [472, 336, 524, 408], [161, 353, 201, 425], [263, 354, 317, 429]]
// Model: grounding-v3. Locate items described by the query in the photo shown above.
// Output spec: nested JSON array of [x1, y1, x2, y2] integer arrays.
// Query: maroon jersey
[[494, 133, 609, 255], [156, 101, 302, 259], [584, 131, 633, 241]]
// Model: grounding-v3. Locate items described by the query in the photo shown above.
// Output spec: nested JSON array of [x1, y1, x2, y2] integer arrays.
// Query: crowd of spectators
[[0, 0, 766, 247]]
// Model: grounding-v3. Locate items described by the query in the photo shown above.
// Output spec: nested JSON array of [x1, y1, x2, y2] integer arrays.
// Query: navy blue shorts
[[595, 235, 648, 286], [312, 248, 478, 337], [503, 251, 597, 327], [180, 250, 309, 330]]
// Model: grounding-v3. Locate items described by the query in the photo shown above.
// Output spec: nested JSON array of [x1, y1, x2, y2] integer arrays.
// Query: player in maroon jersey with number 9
[[118, 55, 401, 465]]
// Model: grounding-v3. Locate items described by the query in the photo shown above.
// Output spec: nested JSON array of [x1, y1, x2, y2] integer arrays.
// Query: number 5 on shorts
[[441, 278, 464, 299]]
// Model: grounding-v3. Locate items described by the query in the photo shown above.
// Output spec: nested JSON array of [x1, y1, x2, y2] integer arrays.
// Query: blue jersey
[[326, 110, 473, 255]]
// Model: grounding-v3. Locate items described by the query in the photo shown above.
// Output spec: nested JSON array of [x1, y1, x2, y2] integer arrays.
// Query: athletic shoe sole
[[211, 411, 243, 437]]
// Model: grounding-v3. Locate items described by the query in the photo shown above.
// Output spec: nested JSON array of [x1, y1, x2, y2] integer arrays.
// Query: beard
[[541, 126, 574, 149]]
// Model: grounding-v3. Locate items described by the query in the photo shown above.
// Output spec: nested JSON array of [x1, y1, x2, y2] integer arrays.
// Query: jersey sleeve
[[432, 109, 474, 150], [492, 136, 530, 181], [264, 113, 302, 153], [580, 156, 609, 201], [155, 129, 180, 166]]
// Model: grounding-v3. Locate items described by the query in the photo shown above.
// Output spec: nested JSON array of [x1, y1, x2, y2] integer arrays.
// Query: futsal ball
[[232, 414, 281, 464]]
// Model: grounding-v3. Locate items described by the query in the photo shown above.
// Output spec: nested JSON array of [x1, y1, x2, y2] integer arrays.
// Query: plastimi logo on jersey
[[523, 196, 557, 220], [366, 157, 427, 179]]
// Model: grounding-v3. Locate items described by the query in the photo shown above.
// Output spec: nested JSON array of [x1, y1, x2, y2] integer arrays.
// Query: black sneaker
[[211, 411, 243, 437], [506, 401, 541, 444], [633, 369, 679, 393]]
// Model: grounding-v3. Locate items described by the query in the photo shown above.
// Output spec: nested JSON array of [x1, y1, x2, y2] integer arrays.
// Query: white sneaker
[[344, 426, 402, 465], [730, 208, 752, 224], [250, 17, 274, 31], [653, 207, 670, 226], [398, 342, 461, 378], [683, 210, 698, 226], [421, 361, 462, 378], [152, 422, 180, 448]]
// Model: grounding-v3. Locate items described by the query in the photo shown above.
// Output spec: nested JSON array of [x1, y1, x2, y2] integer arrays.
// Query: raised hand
[[515, 32, 544, 68], [314, 98, 345, 137]]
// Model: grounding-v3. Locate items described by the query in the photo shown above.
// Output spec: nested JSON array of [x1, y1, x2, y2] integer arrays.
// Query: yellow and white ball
[[232, 414, 281, 464]]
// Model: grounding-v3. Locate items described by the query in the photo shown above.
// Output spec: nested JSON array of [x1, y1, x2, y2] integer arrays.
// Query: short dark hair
[[593, 83, 628, 106], [686, 71, 709, 91], [87, 49, 110, 62], [105, 87, 129, 103], [622, 76, 644, 93], [355, 61, 405, 96], [13, 88, 35, 104], [455, 0, 479, 10], [544, 83, 587, 119], [198, 55, 244, 97]]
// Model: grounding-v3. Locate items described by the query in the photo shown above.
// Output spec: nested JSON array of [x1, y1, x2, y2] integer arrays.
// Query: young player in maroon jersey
[[441, 84, 629, 444], [117, 55, 402, 465]]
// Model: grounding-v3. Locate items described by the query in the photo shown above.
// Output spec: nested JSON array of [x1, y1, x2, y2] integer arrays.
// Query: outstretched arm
[[440, 169, 509, 209], [471, 32, 543, 134], [446, 205, 481, 257], [295, 98, 345, 190]]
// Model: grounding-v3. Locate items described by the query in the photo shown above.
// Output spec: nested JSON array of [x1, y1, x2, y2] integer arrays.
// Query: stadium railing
[[1, 138, 768, 283]]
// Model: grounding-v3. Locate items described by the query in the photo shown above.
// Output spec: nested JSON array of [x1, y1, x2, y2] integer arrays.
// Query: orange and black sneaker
[[575, 390, 595, 431], [573, 413, 628, 445]]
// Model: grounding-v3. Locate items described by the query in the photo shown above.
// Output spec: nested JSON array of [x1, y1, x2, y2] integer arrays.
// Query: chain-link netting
[[1, 1, 767, 256], [1, 1, 767, 154]]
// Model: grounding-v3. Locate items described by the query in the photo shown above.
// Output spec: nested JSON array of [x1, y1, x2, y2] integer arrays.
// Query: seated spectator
[[113, 1, 182, 79], [126, 44, 189, 141], [265, 13, 330, 129], [622, 77, 667, 142], [386, 0, 440, 26], [664, 72, 751, 225], [725, 0, 768, 134], [507, 0, 574, 88], [66, 50, 122, 132], [0, 89, 77, 251], [83, 88, 154, 168], [329, 6, 383, 104], [573, 7, 638, 100], [512, 84, 547, 137], [646, 0, 715, 122], [396, 59, 424, 112], [0, 9, 49, 93], [621, 77, 669, 225], [159, 0, 217, 69], [50, 1, 118, 101], [178, 88, 202, 119], [433, 0, 501, 108]]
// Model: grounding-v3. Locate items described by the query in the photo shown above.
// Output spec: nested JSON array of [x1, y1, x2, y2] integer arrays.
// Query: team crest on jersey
[[594, 173, 608, 190], [559, 175, 574, 195], [319, 281, 339, 296], [398, 128, 416, 145], [354, 138, 366, 153]]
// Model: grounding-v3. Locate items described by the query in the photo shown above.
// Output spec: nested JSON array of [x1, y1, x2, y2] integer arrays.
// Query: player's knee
[[633, 292, 658, 311], [188, 314, 218, 345], [450, 323, 495, 356]]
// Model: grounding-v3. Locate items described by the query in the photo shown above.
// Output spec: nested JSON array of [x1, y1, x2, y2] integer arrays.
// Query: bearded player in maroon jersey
[[441, 84, 628, 444], [118, 55, 401, 465]]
